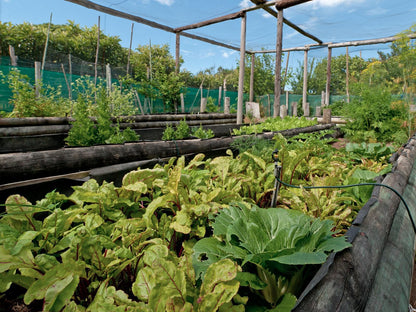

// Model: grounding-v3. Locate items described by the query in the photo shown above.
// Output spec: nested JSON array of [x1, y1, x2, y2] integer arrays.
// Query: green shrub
[[1, 69, 70, 117], [341, 84, 408, 144]]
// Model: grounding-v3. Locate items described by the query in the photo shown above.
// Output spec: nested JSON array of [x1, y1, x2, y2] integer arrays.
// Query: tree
[[289, 55, 369, 95], [243, 53, 278, 98]]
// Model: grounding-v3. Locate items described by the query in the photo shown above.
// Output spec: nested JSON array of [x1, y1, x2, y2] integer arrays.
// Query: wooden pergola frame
[[64, 0, 414, 123]]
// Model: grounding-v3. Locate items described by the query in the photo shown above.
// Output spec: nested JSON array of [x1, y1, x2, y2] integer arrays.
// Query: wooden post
[[175, 33, 180, 74], [267, 94, 271, 117], [291, 102, 297, 117], [200, 98, 207, 113], [224, 97, 230, 114], [237, 13, 247, 124], [126, 23, 134, 75], [282, 51, 290, 91], [41, 13, 53, 77], [323, 108, 332, 124], [280, 105, 287, 118], [8, 45, 17, 66], [95, 16, 101, 88], [180, 93, 185, 113], [274, 9, 284, 118], [61, 64, 72, 100], [35, 61, 41, 98], [218, 86, 222, 109], [106, 64, 112, 93], [325, 47, 332, 106], [286, 90, 289, 110], [223, 79, 227, 100], [302, 49, 308, 113], [346, 46, 350, 103], [249, 53, 255, 102]]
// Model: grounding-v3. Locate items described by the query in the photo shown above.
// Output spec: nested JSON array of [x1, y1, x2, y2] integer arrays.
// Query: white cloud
[[239, 0, 251, 9], [309, 0, 364, 8], [222, 51, 237, 58], [154, 0, 174, 6], [299, 16, 319, 31], [366, 7, 388, 16]]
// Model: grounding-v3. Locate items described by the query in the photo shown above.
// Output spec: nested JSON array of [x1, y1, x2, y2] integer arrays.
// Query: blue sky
[[1, 0, 415, 74]]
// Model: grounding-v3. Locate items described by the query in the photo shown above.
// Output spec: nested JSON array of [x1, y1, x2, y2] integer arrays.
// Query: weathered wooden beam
[[179, 32, 241, 52], [174, 11, 244, 32], [325, 47, 332, 106], [275, 0, 312, 10], [328, 33, 416, 48], [249, 0, 322, 44], [249, 54, 255, 102], [237, 13, 247, 125], [65, 0, 242, 52], [175, 33, 180, 73], [302, 49, 308, 112], [274, 9, 284, 118], [65, 0, 175, 32]]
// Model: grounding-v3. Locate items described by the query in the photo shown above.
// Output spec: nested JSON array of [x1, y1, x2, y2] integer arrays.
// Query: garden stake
[[271, 149, 281, 208]]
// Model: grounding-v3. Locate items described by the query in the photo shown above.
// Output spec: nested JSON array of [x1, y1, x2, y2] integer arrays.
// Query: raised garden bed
[[0, 113, 239, 153]]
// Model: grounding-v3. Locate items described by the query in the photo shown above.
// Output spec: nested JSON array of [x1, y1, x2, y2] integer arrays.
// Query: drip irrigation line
[[271, 150, 416, 234]]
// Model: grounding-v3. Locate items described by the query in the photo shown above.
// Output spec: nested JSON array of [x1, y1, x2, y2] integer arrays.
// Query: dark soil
[[0, 285, 42, 312]]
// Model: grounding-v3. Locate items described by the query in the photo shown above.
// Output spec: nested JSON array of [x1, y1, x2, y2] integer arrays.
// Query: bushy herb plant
[[66, 78, 139, 146], [341, 84, 408, 145], [1, 69, 71, 117]]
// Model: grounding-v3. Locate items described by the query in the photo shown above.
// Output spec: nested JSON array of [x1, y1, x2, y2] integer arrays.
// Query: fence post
[[180, 93, 185, 113], [9, 45, 17, 66], [291, 102, 297, 117], [200, 97, 207, 113], [323, 108, 332, 124], [224, 97, 230, 114], [35, 61, 41, 98]]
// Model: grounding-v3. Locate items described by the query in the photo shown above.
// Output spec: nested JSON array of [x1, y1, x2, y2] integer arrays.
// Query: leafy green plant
[[341, 84, 408, 144], [192, 125, 215, 139], [193, 203, 351, 310], [175, 118, 191, 139], [233, 116, 317, 136], [1, 69, 70, 117], [344, 142, 395, 162], [206, 96, 220, 113], [162, 124, 176, 140], [66, 78, 139, 146]]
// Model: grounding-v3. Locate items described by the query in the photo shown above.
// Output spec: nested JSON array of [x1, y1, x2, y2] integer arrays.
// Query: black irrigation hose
[[271, 150, 416, 234]]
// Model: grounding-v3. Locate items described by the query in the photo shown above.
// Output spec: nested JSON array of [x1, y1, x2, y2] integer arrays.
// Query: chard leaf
[[24, 262, 84, 306], [0, 271, 34, 291], [170, 210, 192, 234], [197, 259, 240, 312], [88, 282, 148, 312], [44, 274, 79, 312], [132, 266, 156, 301], [147, 258, 187, 312]]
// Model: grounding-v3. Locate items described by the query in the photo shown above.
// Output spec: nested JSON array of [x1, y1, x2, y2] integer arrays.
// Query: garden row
[[1, 120, 413, 311]]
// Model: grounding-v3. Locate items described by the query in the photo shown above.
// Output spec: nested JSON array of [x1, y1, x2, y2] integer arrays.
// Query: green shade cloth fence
[[0, 60, 348, 115]]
